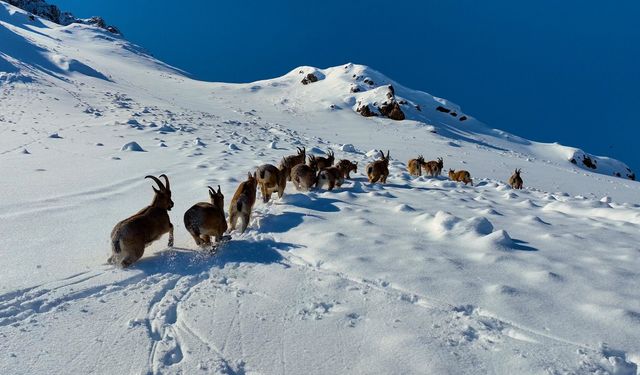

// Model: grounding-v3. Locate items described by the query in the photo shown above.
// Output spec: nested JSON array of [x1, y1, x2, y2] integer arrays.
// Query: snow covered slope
[[1, 1, 639, 374]]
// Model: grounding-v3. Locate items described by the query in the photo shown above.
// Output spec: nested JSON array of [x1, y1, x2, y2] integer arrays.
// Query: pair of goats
[[408, 156, 444, 177], [109, 172, 258, 268], [447, 168, 523, 188], [408, 154, 472, 185]]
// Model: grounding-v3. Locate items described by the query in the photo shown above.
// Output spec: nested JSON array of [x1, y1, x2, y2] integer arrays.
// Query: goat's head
[[246, 171, 258, 189], [146, 174, 173, 210], [208, 185, 224, 208]]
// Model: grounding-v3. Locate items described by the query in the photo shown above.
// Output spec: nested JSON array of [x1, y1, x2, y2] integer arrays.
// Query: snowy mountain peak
[[0, 0, 635, 181], [2, 1, 640, 373], [6, 0, 119, 34]]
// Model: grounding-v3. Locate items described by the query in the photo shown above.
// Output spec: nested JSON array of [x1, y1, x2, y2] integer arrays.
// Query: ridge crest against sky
[[54, 0, 640, 171]]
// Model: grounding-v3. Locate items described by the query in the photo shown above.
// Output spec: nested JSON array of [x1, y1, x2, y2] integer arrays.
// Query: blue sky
[[56, 0, 640, 172]]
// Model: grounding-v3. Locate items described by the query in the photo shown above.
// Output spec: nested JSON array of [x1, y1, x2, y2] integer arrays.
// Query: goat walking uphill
[[509, 168, 523, 189], [280, 147, 306, 181], [367, 150, 390, 183], [408, 155, 425, 176], [308, 149, 335, 171], [109, 175, 174, 267], [184, 185, 228, 249], [336, 159, 357, 179], [424, 157, 444, 177], [256, 162, 288, 203], [290, 163, 317, 191], [448, 169, 473, 185], [229, 172, 258, 233], [317, 166, 344, 191]]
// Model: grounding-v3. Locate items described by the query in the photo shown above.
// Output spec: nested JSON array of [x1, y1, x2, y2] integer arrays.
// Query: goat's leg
[[240, 212, 251, 233], [167, 223, 174, 247], [229, 211, 238, 231], [201, 235, 211, 246]]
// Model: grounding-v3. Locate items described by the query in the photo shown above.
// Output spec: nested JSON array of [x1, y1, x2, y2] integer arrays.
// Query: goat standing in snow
[[448, 169, 473, 185], [308, 149, 335, 171], [184, 185, 228, 249], [424, 157, 444, 177], [109, 175, 174, 267], [280, 147, 306, 181], [256, 162, 288, 202], [317, 166, 344, 191], [408, 155, 425, 176], [367, 150, 390, 183], [229, 172, 258, 233], [336, 159, 357, 179], [508, 168, 523, 189]]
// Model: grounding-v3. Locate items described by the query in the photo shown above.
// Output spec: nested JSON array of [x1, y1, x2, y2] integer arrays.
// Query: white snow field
[[1, 2, 639, 374]]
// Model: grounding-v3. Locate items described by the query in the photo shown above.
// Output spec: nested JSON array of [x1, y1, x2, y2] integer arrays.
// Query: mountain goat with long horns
[[108, 175, 174, 267]]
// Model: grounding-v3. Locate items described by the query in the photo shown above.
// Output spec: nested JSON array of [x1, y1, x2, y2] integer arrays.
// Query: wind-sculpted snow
[[1, 1, 640, 373]]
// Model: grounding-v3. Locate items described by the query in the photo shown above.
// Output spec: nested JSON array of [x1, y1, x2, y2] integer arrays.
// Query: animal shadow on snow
[[349, 179, 442, 195], [282, 193, 341, 212], [258, 210, 323, 233], [134, 238, 300, 275]]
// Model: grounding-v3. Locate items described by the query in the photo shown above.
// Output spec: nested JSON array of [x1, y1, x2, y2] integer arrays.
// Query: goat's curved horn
[[145, 175, 164, 191], [159, 174, 170, 191], [217, 185, 222, 194]]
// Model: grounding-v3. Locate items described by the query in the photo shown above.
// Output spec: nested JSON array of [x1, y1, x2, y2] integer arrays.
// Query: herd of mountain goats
[[108, 148, 524, 267]]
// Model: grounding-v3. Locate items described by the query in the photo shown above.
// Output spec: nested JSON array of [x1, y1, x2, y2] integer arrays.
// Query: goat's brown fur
[[308, 149, 335, 171], [229, 172, 257, 233], [336, 159, 357, 179], [256, 163, 287, 202], [448, 169, 473, 185], [109, 175, 174, 267], [184, 185, 227, 248], [290, 163, 317, 191], [366, 150, 390, 183], [424, 157, 444, 177], [280, 147, 306, 181], [508, 168, 523, 189], [317, 166, 344, 191], [407, 155, 425, 176]]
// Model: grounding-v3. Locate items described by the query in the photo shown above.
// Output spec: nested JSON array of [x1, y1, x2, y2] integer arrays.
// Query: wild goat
[[290, 163, 317, 191], [183, 185, 227, 248], [109, 175, 174, 267], [366, 150, 390, 183], [336, 159, 357, 178], [256, 163, 287, 202], [229, 172, 257, 233], [317, 166, 344, 191], [308, 149, 335, 171], [280, 147, 306, 181], [448, 169, 473, 185], [424, 157, 444, 177], [508, 168, 523, 189], [407, 155, 425, 176]]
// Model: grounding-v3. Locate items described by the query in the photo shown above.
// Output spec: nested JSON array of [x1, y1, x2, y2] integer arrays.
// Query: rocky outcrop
[[301, 73, 318, 85], [8, 0, 120, 34], [378, 101, 405, 121], [582, 155, 597, 169], [356, 103, 377, 117]]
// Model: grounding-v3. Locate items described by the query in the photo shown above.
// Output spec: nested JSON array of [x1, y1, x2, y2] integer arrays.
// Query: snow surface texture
[[1, 2, 639, 374]]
